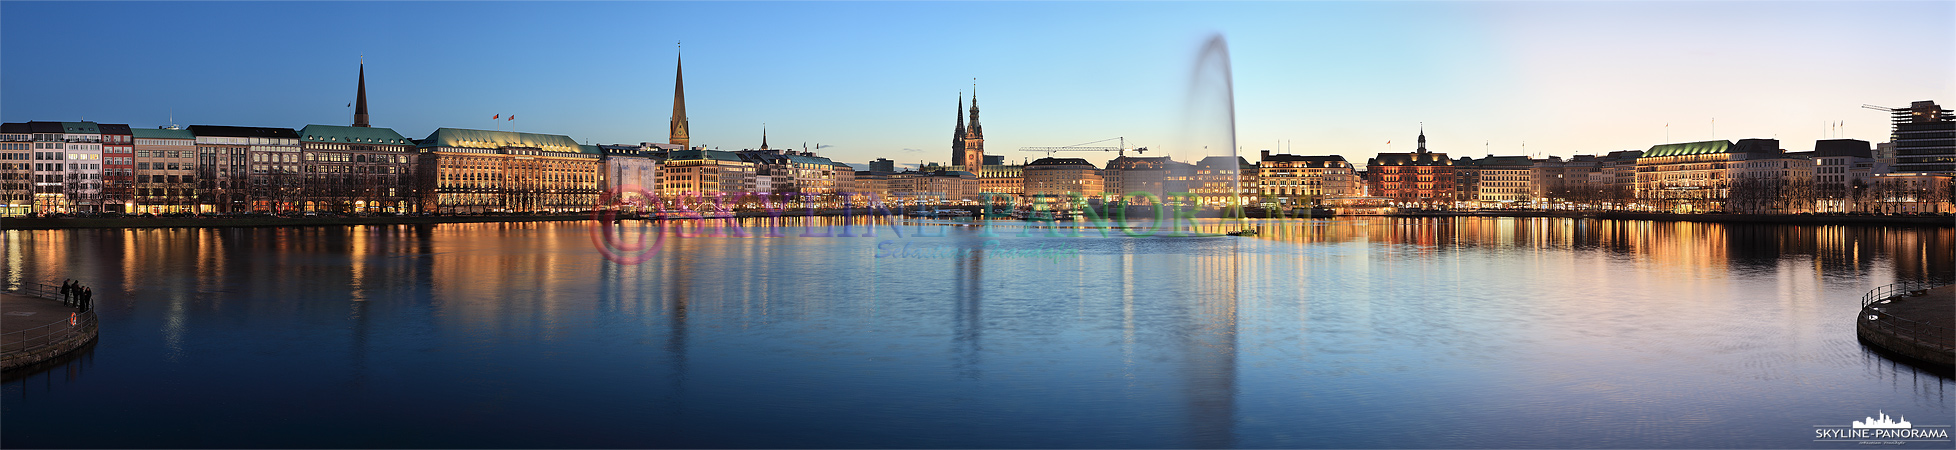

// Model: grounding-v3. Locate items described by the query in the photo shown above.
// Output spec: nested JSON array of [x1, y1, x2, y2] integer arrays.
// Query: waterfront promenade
[[1858, 284, 1955, 369], [1, 288, 98, 372]]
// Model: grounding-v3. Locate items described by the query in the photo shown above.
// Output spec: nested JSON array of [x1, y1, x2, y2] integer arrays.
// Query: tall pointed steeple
[[353, 60, 370, 127], [1416, 123, 1427, 153], [967, 81, 982, 138], [669, 47, 690, 149], [953, 93, 966, 168], [962, 80, 984, 174], [760, 124, 769, 151]]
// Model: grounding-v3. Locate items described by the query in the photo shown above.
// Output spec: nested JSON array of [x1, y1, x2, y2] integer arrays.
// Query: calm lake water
[[3, 217, 1951, 448]]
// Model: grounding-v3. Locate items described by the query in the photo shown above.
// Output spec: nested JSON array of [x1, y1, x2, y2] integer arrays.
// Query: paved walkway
[[2, 292, 86, 357], [1860, 284, 1954, 368], [1879, 284, 1954, 332]]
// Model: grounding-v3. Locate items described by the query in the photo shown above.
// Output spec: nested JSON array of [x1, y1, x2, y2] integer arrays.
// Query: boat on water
[[656, 210, 736, 219], [1226, 229, 1258, 236]]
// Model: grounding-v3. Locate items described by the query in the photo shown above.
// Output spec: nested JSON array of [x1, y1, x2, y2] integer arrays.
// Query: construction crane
[[1018, 137, 1149, 156]]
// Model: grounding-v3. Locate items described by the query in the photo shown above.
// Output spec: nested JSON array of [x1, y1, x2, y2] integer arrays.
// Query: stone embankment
[[2, 285, 99, 372], [1857, 283, 1954, 369]]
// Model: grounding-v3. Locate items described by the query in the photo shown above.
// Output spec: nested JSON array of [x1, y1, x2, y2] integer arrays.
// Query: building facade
[[0, 123, 35, 215], [1366, 129, 1455, 208], [99, 124, 135, 212], [131, 127, 198, 213], [414, 128, 601, 213], [1887, 100, 1954, 174], [1257, 151, 1355, 206], [1023, 157, 1103, 201], [297, 124, 417, 212]]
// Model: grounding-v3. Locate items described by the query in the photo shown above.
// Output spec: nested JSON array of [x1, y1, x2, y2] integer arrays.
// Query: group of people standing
[[60, 279, 94, 311]]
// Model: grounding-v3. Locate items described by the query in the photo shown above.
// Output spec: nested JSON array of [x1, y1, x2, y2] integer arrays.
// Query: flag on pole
[[1386, 140, 1392, 144], [493, 114, 499, 120], [508, 115, 515, 121], [347, 103, 352, 107]]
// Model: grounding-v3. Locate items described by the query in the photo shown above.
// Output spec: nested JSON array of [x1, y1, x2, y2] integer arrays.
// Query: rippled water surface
[[3, 217, 1951, 448]]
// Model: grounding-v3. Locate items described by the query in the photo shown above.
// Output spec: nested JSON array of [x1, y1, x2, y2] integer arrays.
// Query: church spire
[[669, 46, 690, 149], [353, 59, 370, 127], [760, 124, 769, 151], [1416, 123, 1427, 153], [970, 79, 985, 137], [953, 92, 966, 167]]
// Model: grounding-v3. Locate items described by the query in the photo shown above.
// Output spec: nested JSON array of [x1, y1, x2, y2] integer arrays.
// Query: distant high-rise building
[[1887, 100, 1954, 174], [669, 52, 690, 150], [870, 158, 896, 174]]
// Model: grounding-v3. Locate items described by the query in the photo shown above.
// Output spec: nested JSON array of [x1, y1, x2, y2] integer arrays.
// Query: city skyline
[[2, 1, 1951, 167]]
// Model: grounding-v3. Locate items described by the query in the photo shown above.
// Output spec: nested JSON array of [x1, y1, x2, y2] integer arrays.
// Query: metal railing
[[2, 280, 99, 355], [1859, 281, 1954, 350]]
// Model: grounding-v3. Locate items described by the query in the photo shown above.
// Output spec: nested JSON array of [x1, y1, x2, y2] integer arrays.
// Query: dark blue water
[[3, 217, 1951, 448]]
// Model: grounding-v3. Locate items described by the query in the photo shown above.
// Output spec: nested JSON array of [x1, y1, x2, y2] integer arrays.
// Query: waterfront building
[[1558, 154, 1609, 208], [1634, 138, 1785, 213], [1728, 149, 1815, 214], [1598, 150, 1642, 209], [1885, 100, 1955, 174], [1530, 156, 1567, 206], [1187, 156, 1256, 206], [296, 125, 416, 212], [978, 162, 1024, 204], [1365, 128, 1455, 208], [1023, 157, 1103, 201], [0, 123, 36, 215], [1867, 172, 1954, 213], [657, 149, 754, 201], [99, 124, 135, 212], [51, 122, 106, 213], [1256, 151, 1354, 206], [131, 127, 198, 213], [853, 170, 896, 203], [1103, 156, 1185, 205], [189, 125, 300, 213], [598, 144, 659, 198], [869, 158, 895, 173], [912, 170, 981, 204], [413, 128, 600, 213], [18, 122, 71, 213], [1452, 157, 1482, 208], [1474, 156, 1533, 206], [830, 161, 857, 203], [669, 53, 690, 150], [1812, 139, 1879, 213]]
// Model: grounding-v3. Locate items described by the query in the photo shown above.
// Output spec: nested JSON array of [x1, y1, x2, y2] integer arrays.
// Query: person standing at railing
[[61, 280, 73, 306], [81, 287, 92, 312]]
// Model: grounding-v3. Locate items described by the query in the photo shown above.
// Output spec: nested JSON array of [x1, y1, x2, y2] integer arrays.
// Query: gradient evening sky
[[3, 1, 1951, 168]]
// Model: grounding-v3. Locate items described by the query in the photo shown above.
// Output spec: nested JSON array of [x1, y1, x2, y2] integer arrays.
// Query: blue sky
[[3, 1, 1951, 167]]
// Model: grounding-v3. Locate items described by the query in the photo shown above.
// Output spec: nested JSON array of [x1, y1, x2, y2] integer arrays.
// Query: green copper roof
[[418, 127, 583, 154], [1641, 140, 1735, 158], [130, 128, 195, 139], [298, 124, 412, 145]]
